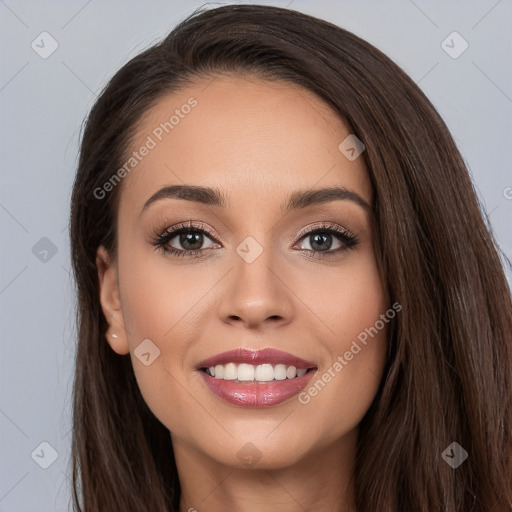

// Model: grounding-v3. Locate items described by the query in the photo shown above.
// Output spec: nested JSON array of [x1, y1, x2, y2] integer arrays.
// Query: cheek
[[115, 244, 225, 429], [291, 250, 388, 433], [295, 248, 388, 344], [117, 240, 212, 346]]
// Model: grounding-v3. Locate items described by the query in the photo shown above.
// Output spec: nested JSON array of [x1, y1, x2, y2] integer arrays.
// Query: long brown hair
[[69, 4, 512, 511]]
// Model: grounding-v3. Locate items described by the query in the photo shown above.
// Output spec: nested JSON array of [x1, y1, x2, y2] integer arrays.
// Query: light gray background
[[0, 0, 511, 510]]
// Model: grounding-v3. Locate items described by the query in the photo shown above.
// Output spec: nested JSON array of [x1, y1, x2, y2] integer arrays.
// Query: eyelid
[[151, 220, 359, 258], [293, 221, 357, 242], [154, 220, 218, 242]]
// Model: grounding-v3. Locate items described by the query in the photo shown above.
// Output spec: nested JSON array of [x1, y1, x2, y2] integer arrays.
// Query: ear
[[96, 245, 130, 355]]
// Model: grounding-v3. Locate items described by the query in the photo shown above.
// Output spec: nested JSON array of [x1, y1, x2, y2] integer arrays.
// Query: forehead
[[118, 75, 371, 215]]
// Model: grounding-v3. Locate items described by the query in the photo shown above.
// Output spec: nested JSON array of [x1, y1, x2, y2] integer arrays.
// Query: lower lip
[[198, 370, 317, 407]]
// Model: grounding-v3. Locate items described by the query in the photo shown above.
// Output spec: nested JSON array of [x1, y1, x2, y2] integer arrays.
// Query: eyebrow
[[141, 184, 371, 215]]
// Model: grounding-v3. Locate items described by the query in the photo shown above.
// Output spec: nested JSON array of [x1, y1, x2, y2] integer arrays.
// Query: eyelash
[[150, 221, 360, 260]]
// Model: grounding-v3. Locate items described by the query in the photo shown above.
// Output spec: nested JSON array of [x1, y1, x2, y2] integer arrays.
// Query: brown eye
[[163, 229, 218, 253], [296, 227, 357, 254], [306, 232, 336, 251], [178, 231, 204, 251], [151, 223, 221, 257]]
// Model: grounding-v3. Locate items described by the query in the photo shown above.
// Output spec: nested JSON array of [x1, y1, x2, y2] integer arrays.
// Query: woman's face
[[98, 75, 389, 470]]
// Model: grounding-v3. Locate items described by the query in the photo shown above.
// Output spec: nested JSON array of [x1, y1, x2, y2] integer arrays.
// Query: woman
[[69, 4, 512, 511]]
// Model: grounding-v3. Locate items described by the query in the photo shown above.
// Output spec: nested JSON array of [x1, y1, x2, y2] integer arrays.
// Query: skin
[[97, 75, 389, 512]]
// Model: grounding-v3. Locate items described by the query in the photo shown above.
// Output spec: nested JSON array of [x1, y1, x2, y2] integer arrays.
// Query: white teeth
[[207, 363, 310, 381], [223, 362, 237, 380], [254, 363, 274, 381], [237, 363, 255, 381], [286, 365, 297, 379], [214, 364, 224, 379], [274, 364, 287, 380]]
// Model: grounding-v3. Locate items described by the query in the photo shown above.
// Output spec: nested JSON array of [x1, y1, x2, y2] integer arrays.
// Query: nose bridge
[[216, 233, 294, 328]]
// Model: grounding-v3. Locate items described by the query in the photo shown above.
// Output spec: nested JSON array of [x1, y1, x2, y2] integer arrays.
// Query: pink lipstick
[[196, 348, 317, 407]]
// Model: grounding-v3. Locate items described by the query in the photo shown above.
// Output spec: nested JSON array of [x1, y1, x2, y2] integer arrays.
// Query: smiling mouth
[[201, 363, 316, 382], [195, 347, 318, 406]]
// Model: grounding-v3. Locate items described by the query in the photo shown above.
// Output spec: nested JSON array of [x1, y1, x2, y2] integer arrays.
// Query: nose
[[216, 247, 295, 330]]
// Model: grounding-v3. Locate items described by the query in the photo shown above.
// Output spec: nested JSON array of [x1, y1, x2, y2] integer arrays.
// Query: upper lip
[[196, 348, 317, 370]]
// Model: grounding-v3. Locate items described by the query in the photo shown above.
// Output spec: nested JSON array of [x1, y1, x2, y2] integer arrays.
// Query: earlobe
[[96, 246, 130, 355]]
